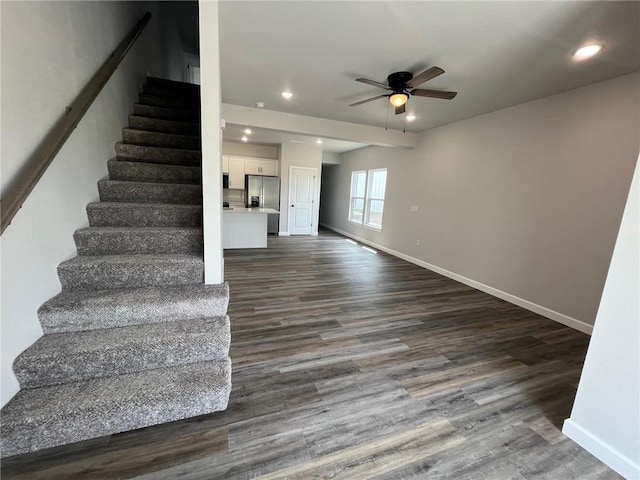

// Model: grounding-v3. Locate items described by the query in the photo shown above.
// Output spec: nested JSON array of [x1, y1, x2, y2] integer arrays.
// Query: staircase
[[0, 77, 232, 458]]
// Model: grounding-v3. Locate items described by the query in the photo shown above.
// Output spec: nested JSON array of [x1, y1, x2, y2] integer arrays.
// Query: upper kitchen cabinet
[[228, 157, 245, 189], [245, 158, 278, 176], [260, 159, 278, 176]]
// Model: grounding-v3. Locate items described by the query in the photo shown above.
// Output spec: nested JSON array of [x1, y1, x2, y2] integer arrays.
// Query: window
[[348, 168, 387, 229], [348, 171, 367, 224]]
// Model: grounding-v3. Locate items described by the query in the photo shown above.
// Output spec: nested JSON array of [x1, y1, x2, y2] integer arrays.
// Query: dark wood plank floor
[[2, 229, 620, 479]]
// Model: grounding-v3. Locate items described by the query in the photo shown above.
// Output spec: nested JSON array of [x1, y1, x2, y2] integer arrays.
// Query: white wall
[[279, 143, 323, 235], [156, 1, 195, 82], [322, 151, 340, 165], [222, 141, 279, 159], [199, 0, 223, 284], [563, 158, 640, 479], [320, 73, 639, 331], [0, 1, 174, 407]]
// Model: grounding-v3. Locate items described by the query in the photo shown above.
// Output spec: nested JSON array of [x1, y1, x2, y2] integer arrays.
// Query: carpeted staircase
[[0, 77, 232, 458]]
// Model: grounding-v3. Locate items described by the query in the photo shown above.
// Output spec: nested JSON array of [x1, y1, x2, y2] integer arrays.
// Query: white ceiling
[[217, 1, 639, 150]]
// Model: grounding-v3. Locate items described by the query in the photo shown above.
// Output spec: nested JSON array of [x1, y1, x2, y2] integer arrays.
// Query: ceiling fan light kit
[[350, 65, 458, 117], [390, 92, 409, 107]]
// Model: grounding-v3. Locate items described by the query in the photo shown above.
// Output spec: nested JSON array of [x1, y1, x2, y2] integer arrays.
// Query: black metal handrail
[[0, 12, 152, 234]]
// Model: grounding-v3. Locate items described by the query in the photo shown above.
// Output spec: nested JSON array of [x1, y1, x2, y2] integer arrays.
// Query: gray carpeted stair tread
[[0, 360, 231, 457], [128, 115, 201, 135], [122, 128, 201, 150], [133, 103, 200, 123], [38, 283, 229, 333], [86, 202, 202, 227], [74, 226, 203, 256], [107, 159, 202, 185], [14, 316, 231, 388], [57, 253, 204, 290], [98, 179, 202, 204], [115, 143, 202, 166]]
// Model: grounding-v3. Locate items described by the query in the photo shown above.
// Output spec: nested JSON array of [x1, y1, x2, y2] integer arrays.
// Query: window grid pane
[[350, 197, 365, 223], [365, 199, 384, 228], [368, 170, 387, 200]]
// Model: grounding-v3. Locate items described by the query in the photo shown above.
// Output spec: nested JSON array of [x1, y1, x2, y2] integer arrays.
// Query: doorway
[[288, 166, 316, 235]]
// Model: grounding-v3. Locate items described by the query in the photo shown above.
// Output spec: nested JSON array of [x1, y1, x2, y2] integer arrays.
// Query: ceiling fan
[[349, 66, 457, 115]]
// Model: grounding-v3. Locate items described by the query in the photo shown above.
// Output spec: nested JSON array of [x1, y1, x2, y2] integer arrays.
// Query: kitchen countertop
[[223, 207, 279, 214]]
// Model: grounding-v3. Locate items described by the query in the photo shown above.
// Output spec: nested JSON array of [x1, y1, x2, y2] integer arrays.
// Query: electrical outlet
[[410, 205, 419, 212]]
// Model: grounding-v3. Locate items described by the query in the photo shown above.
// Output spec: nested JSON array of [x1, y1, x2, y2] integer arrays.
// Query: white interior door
[[288, 166, 316, 235]]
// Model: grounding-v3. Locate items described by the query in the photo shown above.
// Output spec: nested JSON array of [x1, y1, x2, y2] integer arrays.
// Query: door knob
[[291, 204, 294, 207]]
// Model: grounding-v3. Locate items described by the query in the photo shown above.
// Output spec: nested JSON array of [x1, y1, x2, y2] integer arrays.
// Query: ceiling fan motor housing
[[387, 71, 413, 91]]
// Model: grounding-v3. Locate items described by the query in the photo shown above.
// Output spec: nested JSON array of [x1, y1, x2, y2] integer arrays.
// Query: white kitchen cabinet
[[260, 159, 278, 176], [244, 158, 278, 176], [244, 158, 261, 175], [228, 157, 245, 189], [224, 156, 279, 186]]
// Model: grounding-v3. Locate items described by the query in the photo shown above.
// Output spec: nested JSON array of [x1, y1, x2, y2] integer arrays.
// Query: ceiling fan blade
[[406, 66, 445, 88], [395, 103, 406, 115], [356, 78, 391, 90], [411, 88, 457, 100], [349, 94, 388, 107]]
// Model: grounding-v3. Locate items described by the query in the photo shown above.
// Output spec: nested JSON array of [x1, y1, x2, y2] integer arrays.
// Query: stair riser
[[115, 143, 201, 167], [129, 115, 201, 135], [139, 93, 199, 110], [133, 103, 200, 123], [39, 284, 230, 333], [57, 260, 203, 290], [108, 160, 202, 185], [147, 76, 201, 94], [122, 129, 201, 151], [14, 318, 230, 389], [0, 360, 231, 457], [142, 84, 200, 102], [87, 203, 202, 227], [98, 180, 202, 204], [74, 229, 203, 256]]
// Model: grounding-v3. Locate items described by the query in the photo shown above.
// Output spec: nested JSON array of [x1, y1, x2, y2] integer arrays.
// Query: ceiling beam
[[221, 103, 418, 149]]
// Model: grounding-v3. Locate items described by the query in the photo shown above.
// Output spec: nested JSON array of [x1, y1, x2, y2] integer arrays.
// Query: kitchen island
[[222, 207, 279, 249]]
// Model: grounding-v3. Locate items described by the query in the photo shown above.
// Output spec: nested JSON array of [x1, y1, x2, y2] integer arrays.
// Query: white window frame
[[348, 170, 367, 225], [348, 168, 387, 231], [364, 168, 386, 230]]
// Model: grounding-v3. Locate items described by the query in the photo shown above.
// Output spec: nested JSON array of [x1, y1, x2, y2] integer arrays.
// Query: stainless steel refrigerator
[[245, 175, 280, 234]]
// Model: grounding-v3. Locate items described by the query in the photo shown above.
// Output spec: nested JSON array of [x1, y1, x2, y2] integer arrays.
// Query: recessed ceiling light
[[316, 139, 323, 144], [244, 128, 252, 135], [241, 136, 248, 142], [574, 44, 603, 60], [281, 91, 293, 99], [406, 114, 416, 121], [255, 102, 265, 108]]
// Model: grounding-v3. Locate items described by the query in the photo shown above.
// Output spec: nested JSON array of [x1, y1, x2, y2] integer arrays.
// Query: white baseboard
[[563, 419, 639, 479], [278, 231, 290, 236], [320, 222, 593, 335]]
